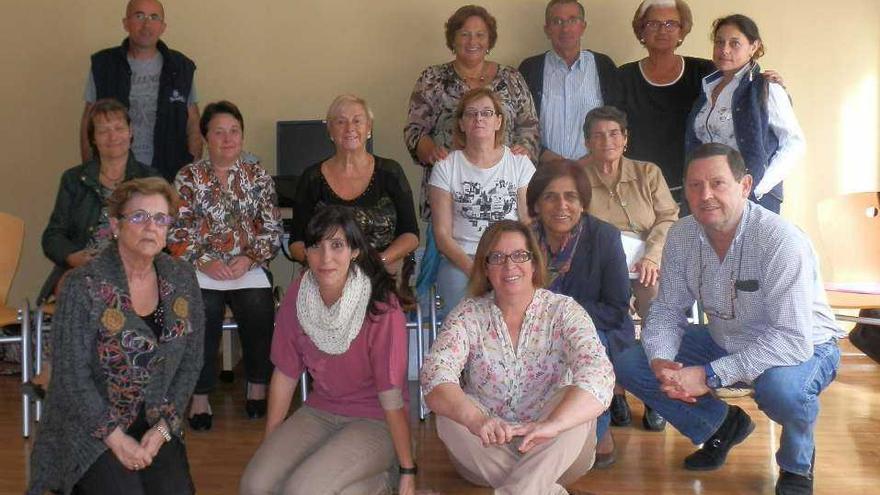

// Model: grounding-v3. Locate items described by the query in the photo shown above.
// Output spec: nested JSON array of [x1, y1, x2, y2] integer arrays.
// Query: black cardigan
[[518, 49, 622, 116]]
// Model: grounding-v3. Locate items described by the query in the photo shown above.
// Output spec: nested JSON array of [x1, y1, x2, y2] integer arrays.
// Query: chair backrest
[[816, 192, 880, 284], [0, 212, 25, 306]]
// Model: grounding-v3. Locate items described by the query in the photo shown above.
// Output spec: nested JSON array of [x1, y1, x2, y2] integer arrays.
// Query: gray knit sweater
[[28, 245, 204, 495]]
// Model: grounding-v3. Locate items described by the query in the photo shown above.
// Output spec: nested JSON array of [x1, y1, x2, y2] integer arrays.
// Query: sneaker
[[683, 405, 755, 470], [775, 470, 813, 494], [609, 394, 631, 427]]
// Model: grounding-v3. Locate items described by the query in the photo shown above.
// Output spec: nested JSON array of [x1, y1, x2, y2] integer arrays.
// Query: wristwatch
[[399, 463, 418, 475], [704, 363, 722, 389]]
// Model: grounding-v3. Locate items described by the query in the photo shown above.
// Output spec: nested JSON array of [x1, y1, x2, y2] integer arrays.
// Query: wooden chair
[[816, 192, 880, 325], [0, 212, 35, 437]]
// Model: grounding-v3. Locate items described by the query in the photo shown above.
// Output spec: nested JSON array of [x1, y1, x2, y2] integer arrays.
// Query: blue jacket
[[553, 215, 635, 355], [685, 63, 782, 201]]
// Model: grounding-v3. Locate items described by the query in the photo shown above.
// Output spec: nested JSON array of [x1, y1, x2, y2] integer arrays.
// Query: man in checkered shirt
[[615, 143, 844, 495]]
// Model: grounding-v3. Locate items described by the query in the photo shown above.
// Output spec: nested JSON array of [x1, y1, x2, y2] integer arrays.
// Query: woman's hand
[[511, 420, 562, 453], [65, 249, 94, 268], [199, 259, 235, 280], [398, 472, 416, 495], [466, 415, 515, 447], [633, 258, 659, 287], [228, 256, 253, 279], [510, 144, 529, 156], [139, 424, 167, 458], [761, 69, 785, 87], [416, 136, 449, 165], [104, 427, 153, 471]]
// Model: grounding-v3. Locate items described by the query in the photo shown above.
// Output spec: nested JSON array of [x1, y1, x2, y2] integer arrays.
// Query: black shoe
[[642, 405, 667, 431], [609, 394, 631, 427], [775, 470, 813, 495], [188, 413, 213, 431], [246, 399, 267, 419], [683, 405, 754, 471]]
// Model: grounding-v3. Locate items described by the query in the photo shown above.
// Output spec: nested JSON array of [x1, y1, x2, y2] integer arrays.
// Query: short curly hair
[[108, 177, 180, 219], [444, 5, 498, 52], [631, 0, 694, 42]]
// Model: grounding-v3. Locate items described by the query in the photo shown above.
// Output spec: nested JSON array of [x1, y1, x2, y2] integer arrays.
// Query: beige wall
[[1, 0, 878, 304]]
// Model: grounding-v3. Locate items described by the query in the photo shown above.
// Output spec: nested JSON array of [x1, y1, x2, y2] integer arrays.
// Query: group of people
[[26, 1, 836, 495]]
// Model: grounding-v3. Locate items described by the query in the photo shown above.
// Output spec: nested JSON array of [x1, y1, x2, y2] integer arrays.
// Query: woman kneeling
[[240, 206, 416, 495], [420, 220, 614, 495]]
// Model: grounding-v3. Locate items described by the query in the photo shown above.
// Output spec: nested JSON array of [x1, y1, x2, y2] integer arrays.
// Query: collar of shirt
[[701, 62, 753, 94], [546, 49, 590, 73]]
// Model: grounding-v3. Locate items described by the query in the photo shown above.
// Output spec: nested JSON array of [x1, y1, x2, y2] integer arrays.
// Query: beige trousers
[[239, 406, 394, 495], [436, 409, 597, 495], [631, 279, 659, 322]]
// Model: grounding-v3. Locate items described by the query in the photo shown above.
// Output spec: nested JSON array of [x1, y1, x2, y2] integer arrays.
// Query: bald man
[[81, 0, 201, 181]]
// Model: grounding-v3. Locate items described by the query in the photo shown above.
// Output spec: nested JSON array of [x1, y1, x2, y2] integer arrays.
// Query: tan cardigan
[[583, 157, 679, 265]]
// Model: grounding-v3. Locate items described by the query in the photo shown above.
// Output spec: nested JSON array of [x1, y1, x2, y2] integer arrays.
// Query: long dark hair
[[303, 206, 411, 315]]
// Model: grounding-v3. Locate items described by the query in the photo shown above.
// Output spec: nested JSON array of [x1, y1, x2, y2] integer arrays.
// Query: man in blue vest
[[80, 0, 201, 182], [518, 0, 620, 167]]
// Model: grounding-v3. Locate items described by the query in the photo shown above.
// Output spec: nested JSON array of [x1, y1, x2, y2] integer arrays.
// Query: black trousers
[[195, 287, 275, 394], [73, 414, 194, 495]]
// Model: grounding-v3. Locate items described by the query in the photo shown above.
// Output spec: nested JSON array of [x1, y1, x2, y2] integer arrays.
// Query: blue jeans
[[595, 330, 612, 442], [435, 255, 470, 321], [614, 325, 839, 476]]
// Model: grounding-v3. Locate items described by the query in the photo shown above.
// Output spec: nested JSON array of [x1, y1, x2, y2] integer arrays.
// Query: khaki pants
[[631, 279, 658, 322], [436, 403, 597, 495], [240, 406, 393, 495]]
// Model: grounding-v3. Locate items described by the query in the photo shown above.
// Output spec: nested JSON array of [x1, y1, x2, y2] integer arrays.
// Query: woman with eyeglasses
[[428, 87, 535, 317], [40, 98, 159, 304], [421, 220, 614, 494], [169, 100, 282, 431], [618, 1, 783, 206], [685, 14, 804, 213], [525, 161, 636, 468], [29, 177, 204, 495]]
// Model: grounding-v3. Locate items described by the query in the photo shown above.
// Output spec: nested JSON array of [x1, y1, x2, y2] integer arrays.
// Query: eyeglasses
[[486, 250, 532, 265], [119, 210, 174, 227], [549, 17, 584, 27], [463, 109, 496, 120], [699, 277, 737, 320], [644, 20, 681, 31], [129, 12, 164, 23]]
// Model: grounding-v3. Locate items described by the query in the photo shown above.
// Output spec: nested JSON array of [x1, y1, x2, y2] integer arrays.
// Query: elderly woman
[[240, 206, 417, 495], [40, 98, 159, 303], [421, 220, 614, 494], [290, 94, 419, 278], [526, 161, 644, 465], [28, 178, 204, 495], [169, 100, 282, 430], [405, 3, 539, 221], [429, 87, 535, 316], [685, 14, 805, 214], [581, 105, 678, 322], [619, 1, 782, 204]]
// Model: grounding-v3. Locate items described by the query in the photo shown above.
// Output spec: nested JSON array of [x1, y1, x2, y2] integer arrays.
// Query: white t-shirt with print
[[429, 147, 535, 255]]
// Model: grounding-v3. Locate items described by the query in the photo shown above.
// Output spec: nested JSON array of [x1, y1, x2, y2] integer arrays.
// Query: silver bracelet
[[155, 422, 172, 443]]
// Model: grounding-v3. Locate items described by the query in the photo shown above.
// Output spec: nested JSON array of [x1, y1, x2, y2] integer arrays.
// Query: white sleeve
[[84, 70, 96, 103], [516, 155, 536, 188], [753, 83, 806, 198], [428, 155, 453, 192]]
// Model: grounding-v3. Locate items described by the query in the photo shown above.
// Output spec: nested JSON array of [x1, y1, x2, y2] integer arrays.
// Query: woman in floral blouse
[[404, 5, 539, 221], [169, 100, 282, 431], [420, 220, 614, 494]]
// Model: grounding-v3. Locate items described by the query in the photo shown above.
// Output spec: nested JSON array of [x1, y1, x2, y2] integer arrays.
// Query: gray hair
[[325, 94, 375, 123]]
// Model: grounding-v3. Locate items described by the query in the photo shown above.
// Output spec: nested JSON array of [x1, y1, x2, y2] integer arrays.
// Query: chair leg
[[34, 305, 45, 422], [20, 300, 31, 438]]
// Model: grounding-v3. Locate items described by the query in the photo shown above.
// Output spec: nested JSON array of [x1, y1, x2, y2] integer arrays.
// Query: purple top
[[271, 277, 410, 420]]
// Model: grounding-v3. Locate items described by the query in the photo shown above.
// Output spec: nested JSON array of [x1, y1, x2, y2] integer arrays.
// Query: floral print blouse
[[169, 155, 282, 266], [404, 62, 540, 219], [420, 289, 614, 423]]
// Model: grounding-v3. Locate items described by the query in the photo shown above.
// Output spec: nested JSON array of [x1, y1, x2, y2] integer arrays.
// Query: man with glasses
[[518, 0, 620, 166], [81, 0, 200, 182], [615, 143, 843, 495]]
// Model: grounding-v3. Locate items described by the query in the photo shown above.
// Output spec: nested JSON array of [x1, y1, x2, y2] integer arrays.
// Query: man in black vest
[[518, 0, 620, 167], [80, 0, 201, 182]]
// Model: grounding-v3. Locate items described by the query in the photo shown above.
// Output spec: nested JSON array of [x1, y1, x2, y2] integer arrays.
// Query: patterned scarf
[[296, 265, 372, 355], [532, 218, 585, 292]]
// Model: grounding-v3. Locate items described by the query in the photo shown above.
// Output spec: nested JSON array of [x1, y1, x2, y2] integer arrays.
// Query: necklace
[[454, 61, 488, 86]]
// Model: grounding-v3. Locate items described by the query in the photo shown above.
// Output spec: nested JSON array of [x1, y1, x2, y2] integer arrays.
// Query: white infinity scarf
[[297, 265, 372, 355]]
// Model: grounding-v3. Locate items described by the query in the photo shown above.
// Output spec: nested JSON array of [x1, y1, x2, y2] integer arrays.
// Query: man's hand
[[662, 366, 710, 402]]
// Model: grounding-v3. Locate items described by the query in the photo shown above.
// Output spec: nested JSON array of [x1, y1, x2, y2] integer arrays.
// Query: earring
[[677, 39, 683, 46], [486, 49, 490, 55], [367, 133, 372, 139], [639, 38, 645, 44]]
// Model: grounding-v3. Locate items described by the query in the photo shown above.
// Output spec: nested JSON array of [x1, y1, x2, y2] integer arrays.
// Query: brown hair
[[452, 87, 506, 148], [467, 220, 547, 297], [631, 0, 694, 42], [684, 142, 748, 182], [108, 177, 180, 218], [444, 5, 498, 52], [87, 98, 132, 160], [526, 160, 592, 217], [712, 14, 765, 60], [200, 100, 244, 138]]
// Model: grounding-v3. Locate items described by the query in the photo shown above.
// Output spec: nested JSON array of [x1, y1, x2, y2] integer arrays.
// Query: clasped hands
[[466, 415, 561, 454], [650, 359, 711, 403], [199, 255, 252, 280], [104, 423, 168, 471]]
